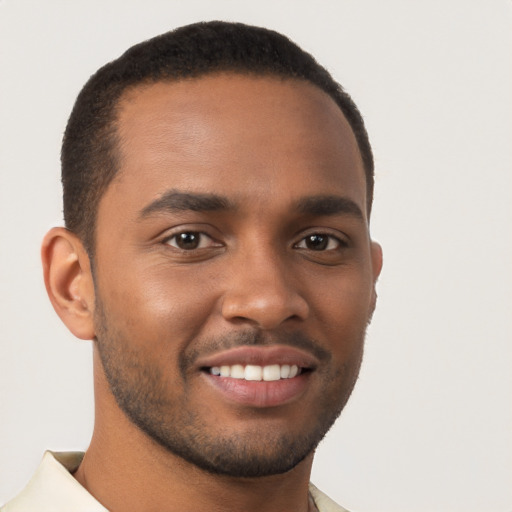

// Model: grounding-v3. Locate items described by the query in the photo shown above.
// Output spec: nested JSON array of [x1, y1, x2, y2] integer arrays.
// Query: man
[[2, 21, 382, 512]]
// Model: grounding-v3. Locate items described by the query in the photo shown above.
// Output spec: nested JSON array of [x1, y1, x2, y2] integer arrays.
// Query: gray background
[[1, 1, 511, 510]]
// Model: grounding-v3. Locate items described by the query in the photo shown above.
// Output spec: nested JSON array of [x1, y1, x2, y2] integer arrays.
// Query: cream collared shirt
[[1, 451, 349, 512]]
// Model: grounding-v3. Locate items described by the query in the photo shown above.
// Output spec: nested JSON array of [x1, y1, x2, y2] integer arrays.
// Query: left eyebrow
[[138, 190, 233, 219], [295, 195, 364, 220]]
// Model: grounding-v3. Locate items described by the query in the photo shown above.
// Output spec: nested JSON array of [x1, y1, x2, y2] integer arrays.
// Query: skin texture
[[42, 74, 382, 512]]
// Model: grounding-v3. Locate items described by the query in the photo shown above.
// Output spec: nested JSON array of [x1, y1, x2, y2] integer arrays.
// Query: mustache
[[180, 330, 331, 374]]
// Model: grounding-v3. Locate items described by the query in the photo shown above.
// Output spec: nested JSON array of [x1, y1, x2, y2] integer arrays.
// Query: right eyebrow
[[138, 190, 233, 219], [295, 195, 364, 221]]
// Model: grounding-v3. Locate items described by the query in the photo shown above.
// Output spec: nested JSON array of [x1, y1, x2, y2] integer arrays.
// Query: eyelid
[[297, 236, 334, 249], [165, 232, 204, 249], [160, 226, 224, 251], [293, 228, 349, 248], [295, 235, 345, 251]]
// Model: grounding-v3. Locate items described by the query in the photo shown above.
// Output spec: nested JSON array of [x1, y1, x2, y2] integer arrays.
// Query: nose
[[221, 249, 310, 330]]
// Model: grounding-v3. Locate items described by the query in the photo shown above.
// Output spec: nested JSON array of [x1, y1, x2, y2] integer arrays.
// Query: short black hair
[[62, 21, 374, 253]]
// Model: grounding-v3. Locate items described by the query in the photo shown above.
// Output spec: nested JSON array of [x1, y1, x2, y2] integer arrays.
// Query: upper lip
[[195, 345, 319, 370]]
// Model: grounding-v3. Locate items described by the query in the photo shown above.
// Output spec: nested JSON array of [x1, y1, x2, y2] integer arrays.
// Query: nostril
[[221, 293, 309, 330]]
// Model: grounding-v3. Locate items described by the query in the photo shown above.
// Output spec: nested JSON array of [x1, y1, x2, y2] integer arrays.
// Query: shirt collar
[[2, 451, 108, 512], [2, 451, 348, 512]]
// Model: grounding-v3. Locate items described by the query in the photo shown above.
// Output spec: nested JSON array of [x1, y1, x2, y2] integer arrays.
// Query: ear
[[368, 240, 383, 320], [41, 227, 96, 340], [371, 241, 383, 282]]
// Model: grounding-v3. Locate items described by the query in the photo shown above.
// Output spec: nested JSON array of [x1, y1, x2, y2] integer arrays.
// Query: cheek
[[96, 262, 219, 346], [310, 269, 373, 322], [308, 272, 373, 352]]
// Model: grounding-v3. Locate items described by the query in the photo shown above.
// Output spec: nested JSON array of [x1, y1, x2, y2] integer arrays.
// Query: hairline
[[85, 70, 371, 257]]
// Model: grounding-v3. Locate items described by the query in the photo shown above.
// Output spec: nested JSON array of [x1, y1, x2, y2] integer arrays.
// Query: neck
[[74, 348, 315, 512]]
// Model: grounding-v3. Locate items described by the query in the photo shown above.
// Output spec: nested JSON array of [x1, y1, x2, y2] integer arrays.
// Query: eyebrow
[[138, 190, 364, 221], [295, 195, 364, 220], [139, 190, 233, 219]]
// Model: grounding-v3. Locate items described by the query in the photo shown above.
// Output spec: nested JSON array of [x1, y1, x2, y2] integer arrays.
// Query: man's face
[[92, 74, 381, 477]]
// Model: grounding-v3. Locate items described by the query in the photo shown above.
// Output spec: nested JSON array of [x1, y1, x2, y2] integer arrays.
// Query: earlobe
[[41, 227, 96, 340]]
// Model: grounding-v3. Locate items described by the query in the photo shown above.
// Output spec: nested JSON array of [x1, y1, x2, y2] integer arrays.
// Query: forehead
[[104, 73, 366, 219]]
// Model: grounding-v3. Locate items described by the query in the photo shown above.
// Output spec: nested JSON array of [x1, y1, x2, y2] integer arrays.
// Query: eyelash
[[163, 231, 220, 251], [163, 230, 347, 252], [293, 233, 347, 252]]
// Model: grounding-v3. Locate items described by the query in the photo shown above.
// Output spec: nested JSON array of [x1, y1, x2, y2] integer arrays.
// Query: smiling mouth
[[197, 347, 316, 406], [203, 364, 309, 381]]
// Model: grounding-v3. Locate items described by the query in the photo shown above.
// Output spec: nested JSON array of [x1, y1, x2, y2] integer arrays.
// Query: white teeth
[[244, 365, 262, 381], [230, 364, 245, 379], [280, 364, 291, 379], [263, 364, 281, 381], [208, 364, 300, 381]]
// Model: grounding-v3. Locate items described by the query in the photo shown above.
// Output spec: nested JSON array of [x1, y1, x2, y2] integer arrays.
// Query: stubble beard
[[93, 294, 365, 478]]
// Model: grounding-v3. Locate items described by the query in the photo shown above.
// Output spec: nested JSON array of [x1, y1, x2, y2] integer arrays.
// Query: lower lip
[[201, 372, 311, 408]]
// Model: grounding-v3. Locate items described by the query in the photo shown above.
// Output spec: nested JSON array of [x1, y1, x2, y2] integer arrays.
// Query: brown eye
[[304, 234, 328, 250], [296, 234, 341, 251], [175, 232, 200, 250], [166, 232, 213, 250]]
